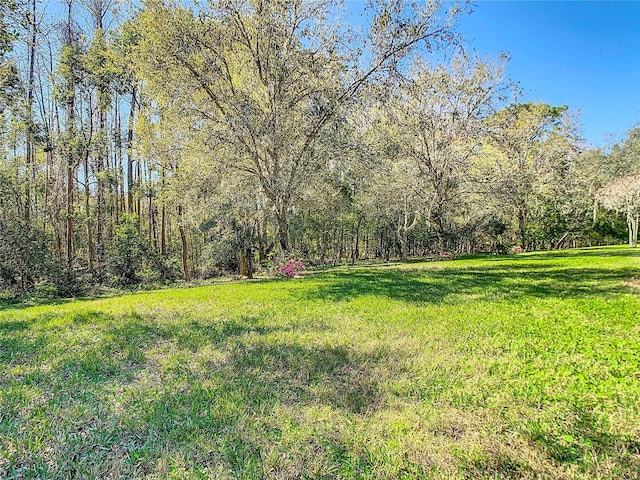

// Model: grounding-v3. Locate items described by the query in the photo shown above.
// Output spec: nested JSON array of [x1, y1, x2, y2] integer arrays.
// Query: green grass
[[1, 246, 639, 479]]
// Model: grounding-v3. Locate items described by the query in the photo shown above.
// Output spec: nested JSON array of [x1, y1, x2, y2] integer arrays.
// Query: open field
[[1, 246, 639, 479]]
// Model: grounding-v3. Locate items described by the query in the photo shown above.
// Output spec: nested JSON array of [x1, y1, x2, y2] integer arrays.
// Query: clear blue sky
[[456, 0, 640, 147]]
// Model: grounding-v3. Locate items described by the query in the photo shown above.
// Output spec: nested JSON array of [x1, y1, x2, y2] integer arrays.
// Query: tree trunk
[[398, 198, 419, 262], [148, 163, 155, 247], [239, 253, 247, 276], [517, 205, 526, 250], [96, 108, 106, 266], [24, 0, 36, 224], [275, 205, 290, 253], [351, 219, 361, 264], [398, 234, 408, 263], [115, 98, 125, 218], [178, 205, 190, 281], [137, 159, 142, 226], [554, 231, 570, 250], [161, 204, 167, 255], [127, 86, 137, 214], [628, 212, 638, 248], [64, 0, 75, 272], [245, 248, 253, 278], [66, 162, 74, 270], [239, 248, 253, 278], [160, 167, 166, 255], [83, 153, 95, 273]]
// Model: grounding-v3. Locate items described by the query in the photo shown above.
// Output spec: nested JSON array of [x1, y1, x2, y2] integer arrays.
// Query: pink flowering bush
[[276, 258, 305, 278], [510, 245, 523, 254]]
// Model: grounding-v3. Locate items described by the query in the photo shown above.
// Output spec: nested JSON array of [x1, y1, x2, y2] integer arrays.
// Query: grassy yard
[[1, 246, 639, 479]]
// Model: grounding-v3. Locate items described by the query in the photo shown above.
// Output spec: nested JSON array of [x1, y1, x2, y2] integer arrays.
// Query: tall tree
[[383, 55, 508, 248], [598, 174, 640, 247], [84, 0, 114, 272], [485, 102, 575, 250], [134, 0, 469, 252]]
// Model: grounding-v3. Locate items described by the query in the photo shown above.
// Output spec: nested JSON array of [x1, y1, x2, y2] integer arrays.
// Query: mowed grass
[[1, 247, 639, 479]]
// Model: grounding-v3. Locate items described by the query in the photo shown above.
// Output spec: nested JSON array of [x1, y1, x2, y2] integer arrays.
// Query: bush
[[276, 258, 305, 278], [200, 238, 237, 277], [0, 219, 60, 297], [108, 215, 174, 286]]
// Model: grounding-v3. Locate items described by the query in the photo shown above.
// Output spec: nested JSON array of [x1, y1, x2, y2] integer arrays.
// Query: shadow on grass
[[524, 246, 640, 260], [301, 262, 639, 305], [526, 404, 640, 477], [0, 296, 75, 312], [1, 308, 388, 477], [473, 246, 640, 261]]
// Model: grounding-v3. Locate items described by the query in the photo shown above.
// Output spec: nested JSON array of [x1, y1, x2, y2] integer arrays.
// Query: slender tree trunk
[[151, 205, 158, 250], [96, 110, 106, 265], [66, 162, 74, 270], [161, 204, 167, 255], [398, 198, 419, 262], [245, 248, 253, 278], [178, 205, 190, 281], [352, 219, 361, 264], [64, 0, 75, 271], [628, 212, 638, 248], [160, 168, 166, 255], [554, 231, 570, 250], [114, 99, 122, 219], [147, 164, 156, 247], [137, 159, 142, 226], [83, 152, 95, 273], [54, 206, 63, 260], [127, 86, 137, 214], [24, 0, 37, 223]]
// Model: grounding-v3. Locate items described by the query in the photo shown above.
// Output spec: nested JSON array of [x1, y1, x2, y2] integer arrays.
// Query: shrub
[[108, 215, 174, 286], [276, 258, 305, 278], [0, 219, 60, 297], [438, 251, 455, 260]]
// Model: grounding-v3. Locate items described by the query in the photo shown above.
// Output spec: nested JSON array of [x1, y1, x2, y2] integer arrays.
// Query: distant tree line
[[0, 0, 637, 297]]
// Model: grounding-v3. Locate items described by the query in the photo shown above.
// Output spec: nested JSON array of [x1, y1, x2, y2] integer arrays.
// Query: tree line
[[1, 0, 638, 297]]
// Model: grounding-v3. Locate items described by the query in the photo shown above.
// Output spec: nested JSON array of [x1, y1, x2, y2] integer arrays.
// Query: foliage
[[276, 257, 305, 277], [134, 0, 469, 251], [0, 0, 637, 292], [483, 102, 577, 250], [0, 219, 59, 297], [107, 215, 173, 286], [598, 174, 640, 247]]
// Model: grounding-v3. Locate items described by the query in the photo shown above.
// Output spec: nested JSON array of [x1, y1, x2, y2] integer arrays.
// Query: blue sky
[[456, 1, 640, 147]]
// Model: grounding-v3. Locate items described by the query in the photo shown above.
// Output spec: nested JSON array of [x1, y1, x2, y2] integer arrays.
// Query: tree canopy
[[0, 0, 636, 297]]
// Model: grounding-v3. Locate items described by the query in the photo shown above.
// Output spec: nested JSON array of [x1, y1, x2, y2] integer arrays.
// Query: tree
[[598, 174, 640, 247], [484, 102, 575, 250], [383, 55, 508, 249], [134, 0, 469, 252], [0, 0, 20, 107], [0, 168, 58, 295]]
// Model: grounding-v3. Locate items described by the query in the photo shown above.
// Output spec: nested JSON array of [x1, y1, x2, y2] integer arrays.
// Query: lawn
[[1, 246, 639, 479]]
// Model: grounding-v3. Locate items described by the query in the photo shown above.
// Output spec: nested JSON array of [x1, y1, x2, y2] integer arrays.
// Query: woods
[[0, 0, 638, 297]]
